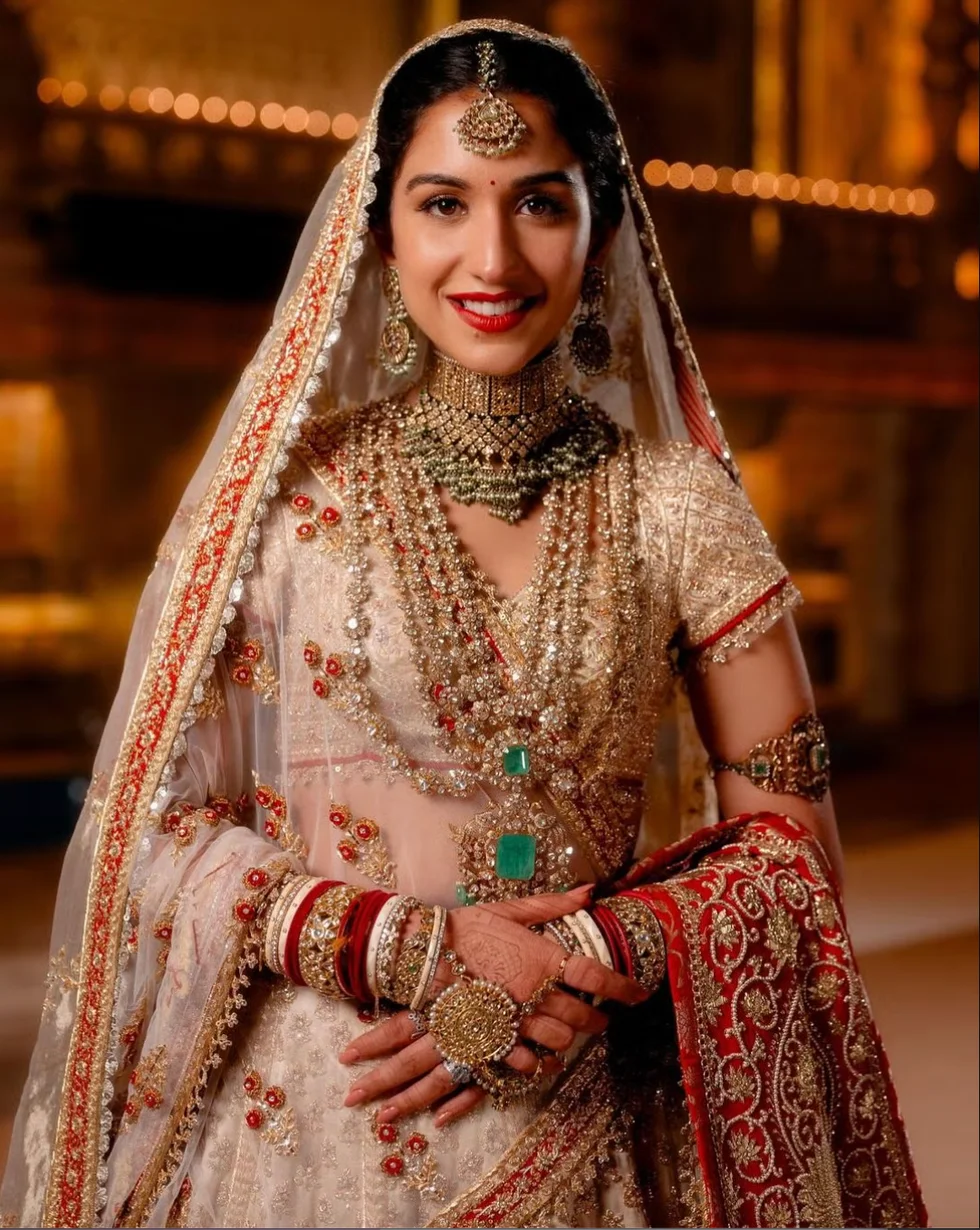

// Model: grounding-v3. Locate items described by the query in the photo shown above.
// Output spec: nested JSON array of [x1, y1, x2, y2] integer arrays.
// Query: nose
[[468, 203, 525, 285]]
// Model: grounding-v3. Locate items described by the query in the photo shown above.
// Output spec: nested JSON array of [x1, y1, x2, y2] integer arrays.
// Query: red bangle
[[282, 879, 342, 986], [591, 903, 633, 978], [336, 890, 392, 1002]]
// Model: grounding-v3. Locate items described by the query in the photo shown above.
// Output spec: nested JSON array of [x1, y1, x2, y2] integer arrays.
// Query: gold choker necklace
[[401, 348, 617, 523]]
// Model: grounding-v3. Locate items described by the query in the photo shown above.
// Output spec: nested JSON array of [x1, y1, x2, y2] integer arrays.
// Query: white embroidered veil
[[1, 19, 736, 1228]]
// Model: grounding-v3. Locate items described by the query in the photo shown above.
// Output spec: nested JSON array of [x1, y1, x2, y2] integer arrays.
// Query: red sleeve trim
[[690, 575, 789, 656]]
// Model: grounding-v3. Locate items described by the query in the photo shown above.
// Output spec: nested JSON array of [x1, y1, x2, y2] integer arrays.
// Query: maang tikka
[[378, 265, 418, 376], [454, 40, 529, 158], [569, 265, 612, 376]]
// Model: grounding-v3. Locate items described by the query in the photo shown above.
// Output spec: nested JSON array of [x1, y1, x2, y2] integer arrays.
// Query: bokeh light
[[229, 101, 256, 128], [99, 84, 125, 111], [201, 96, 228, 124], [306, 110, 331, 137], [331, 112, 358, 140], [61, 81, 87, 108], [173, 93, 200, 121]]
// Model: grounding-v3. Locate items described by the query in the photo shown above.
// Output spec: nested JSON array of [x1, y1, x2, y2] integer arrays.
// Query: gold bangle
[[712, 712, 830, 802], [604, 896, 666, 993], [376, 896, 421, 1001], [296, 884, 361, 997], [391, 904, 436, 1006]]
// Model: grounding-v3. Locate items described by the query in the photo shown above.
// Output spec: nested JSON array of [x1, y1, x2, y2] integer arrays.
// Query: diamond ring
[[441, 1058, 474, 1086]]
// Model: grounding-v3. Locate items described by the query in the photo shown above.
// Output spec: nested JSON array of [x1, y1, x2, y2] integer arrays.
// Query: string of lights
[[642, 158, 935, 217], [35, 77, 938, 218], [36, 77, 360, 141]]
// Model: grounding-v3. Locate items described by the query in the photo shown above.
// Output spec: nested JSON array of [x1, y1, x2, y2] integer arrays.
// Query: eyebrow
[[403, 169, 575, 193]]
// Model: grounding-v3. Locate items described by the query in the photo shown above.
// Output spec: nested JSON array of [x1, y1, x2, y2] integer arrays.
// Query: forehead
[[396, 90, 581, 181]]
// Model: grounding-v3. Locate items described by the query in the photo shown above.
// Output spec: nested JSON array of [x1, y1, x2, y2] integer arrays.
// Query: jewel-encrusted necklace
[[298, 404, 643, 899], [402, 348, 618, 523]]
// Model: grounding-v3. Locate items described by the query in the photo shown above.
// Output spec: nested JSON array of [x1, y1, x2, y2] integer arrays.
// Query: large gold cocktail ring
[[426, 979, 520, 1069]]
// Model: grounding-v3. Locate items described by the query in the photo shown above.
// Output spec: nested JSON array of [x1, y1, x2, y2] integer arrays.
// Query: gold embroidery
[[427, 1040, 631, 1228], [122, 1045, 168, 1127], [253, 779, 308, 859], [164, 1176, 192, 1228], [153, 897, 179, 969], [672, 830, 922, 1229], [195, 671, 226, 719], [374, 1115, 445, 1200], [41, 947, 80, 1019], [241, 1068, 299, 1155], [285, 488, 344, 552], [225, 628, 279, 705], [116, 918, 267, 1225], [329, 803, 396, 889], [119, 998, 147, 1068]]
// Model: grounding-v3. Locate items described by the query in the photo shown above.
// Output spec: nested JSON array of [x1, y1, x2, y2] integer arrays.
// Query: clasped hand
[[339, 886, 648, 1127]]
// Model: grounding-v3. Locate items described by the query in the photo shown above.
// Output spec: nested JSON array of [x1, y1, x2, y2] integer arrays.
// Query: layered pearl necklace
[[298, 361, 642, 899]]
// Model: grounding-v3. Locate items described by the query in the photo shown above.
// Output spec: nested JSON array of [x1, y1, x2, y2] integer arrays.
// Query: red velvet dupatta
[[429, 813, 926, 1229]]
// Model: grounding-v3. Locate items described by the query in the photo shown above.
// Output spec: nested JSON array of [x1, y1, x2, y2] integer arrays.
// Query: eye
[[421, 194, 464, 218], [518, 193, 568, 220]]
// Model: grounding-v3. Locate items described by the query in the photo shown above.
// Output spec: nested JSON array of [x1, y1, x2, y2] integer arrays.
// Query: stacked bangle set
[[265, 877, 667, 1010]]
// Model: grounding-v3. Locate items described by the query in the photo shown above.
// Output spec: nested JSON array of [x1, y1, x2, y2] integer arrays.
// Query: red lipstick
[[447, 291, 538, 334]]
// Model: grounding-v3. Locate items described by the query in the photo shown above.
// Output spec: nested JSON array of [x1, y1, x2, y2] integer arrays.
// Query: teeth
[[458, 298, 525, 316]]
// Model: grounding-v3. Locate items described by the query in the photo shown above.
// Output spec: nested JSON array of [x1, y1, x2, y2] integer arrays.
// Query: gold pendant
[[449, 793, 574, 905]]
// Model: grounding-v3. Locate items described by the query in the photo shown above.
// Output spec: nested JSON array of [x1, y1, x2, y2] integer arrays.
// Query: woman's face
[[383, 90, 594, 376]]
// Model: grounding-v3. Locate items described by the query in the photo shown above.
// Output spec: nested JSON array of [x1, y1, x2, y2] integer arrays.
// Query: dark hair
[[368, 31, 626, 243]]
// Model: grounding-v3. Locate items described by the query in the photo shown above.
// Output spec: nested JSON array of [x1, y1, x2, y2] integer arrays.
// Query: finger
[[340, 1010, 417, 1064], [483, 885, 593, 926], [376, 1064, 457, 1122], [502, 1043, 542, 1075], [519, 1013, 575, 1054], [560, 953, 648, 1005], [433, 1084, 486, 1128], [531, 990, 609, 1035], [344, 1036, 440, 1106]]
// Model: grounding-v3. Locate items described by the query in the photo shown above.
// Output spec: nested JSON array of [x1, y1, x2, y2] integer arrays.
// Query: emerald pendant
[[502, 744, 531, 777], [495, 833, 537, 880]]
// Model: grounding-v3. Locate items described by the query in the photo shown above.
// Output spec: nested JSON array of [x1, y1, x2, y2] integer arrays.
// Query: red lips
[[447, 290, 538, 334]]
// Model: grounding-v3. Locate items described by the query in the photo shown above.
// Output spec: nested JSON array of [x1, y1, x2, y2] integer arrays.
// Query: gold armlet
[[712, 712, 830, 802]]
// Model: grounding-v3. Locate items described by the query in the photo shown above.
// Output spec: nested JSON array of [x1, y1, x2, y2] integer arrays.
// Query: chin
[[432, 331, 560, 377]]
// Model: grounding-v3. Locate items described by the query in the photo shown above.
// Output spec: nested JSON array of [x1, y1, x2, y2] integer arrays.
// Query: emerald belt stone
[[495, 833, 537, 880], [502, 744, 530, 776]]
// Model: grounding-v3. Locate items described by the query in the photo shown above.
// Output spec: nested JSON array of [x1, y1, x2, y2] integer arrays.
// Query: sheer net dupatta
[[2, 19, 738, 1229]]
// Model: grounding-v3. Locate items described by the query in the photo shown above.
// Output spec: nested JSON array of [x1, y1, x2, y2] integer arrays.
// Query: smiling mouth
[[448, 294, 538, 333]]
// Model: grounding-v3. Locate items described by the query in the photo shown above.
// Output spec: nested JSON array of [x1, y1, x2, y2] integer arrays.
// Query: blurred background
[[0, 0, 976, 1221]]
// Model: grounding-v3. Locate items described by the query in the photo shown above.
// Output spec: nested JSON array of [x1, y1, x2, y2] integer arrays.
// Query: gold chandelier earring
[[569, 265, 612, 376], [378, 265, 418, 376]]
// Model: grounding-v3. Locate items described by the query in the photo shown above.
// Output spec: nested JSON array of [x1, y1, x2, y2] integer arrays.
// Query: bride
[[2, 19, 924, 1229]]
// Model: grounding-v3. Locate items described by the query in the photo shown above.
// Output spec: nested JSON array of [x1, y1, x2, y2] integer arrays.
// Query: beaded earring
[[378, 266, 418, 376], [569, 265, 612, 376]]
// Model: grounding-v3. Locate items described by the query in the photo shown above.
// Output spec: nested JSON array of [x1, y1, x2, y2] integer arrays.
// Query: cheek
[[390, 218, 458, 312]]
